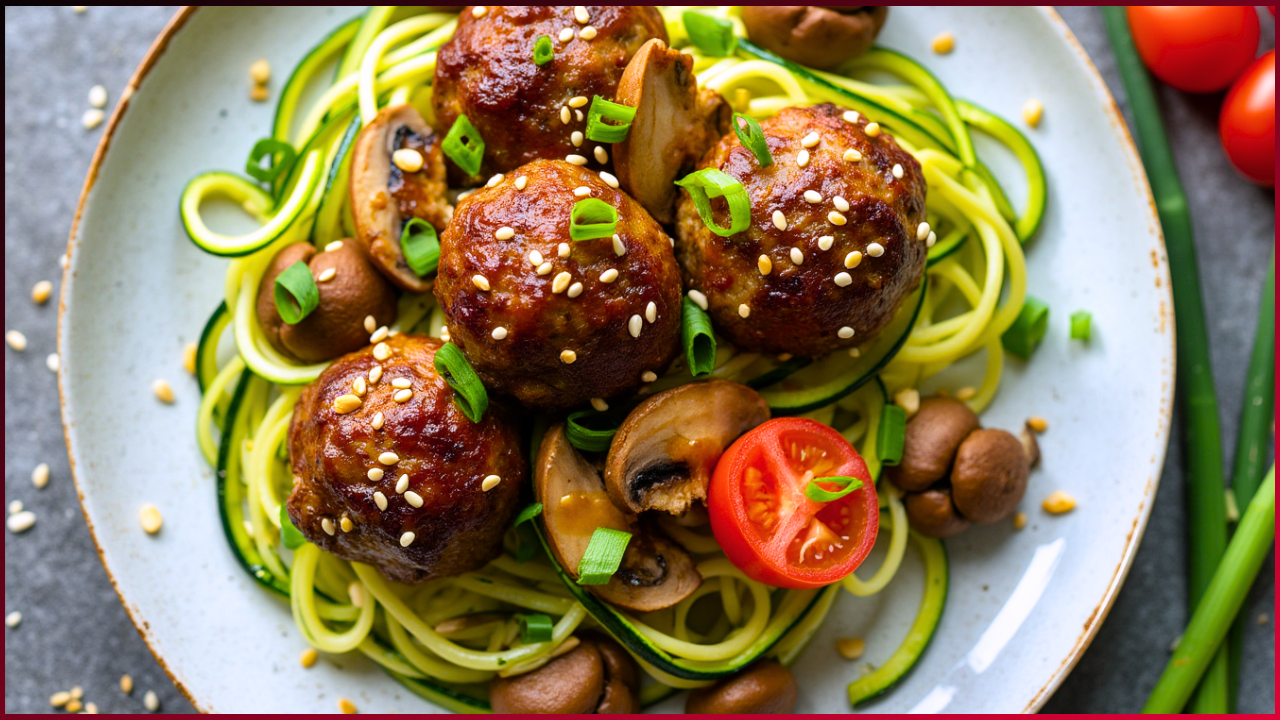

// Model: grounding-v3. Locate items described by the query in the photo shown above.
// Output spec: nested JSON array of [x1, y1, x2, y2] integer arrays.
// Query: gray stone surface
[[3, 6, 1273, 714]]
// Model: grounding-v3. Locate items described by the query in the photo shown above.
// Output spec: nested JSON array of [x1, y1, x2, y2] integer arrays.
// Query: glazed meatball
[[434, 159, 682, 412], [287, 334, 526, 583], [675, 104, 928, 357], [432, 6, 667, 182]]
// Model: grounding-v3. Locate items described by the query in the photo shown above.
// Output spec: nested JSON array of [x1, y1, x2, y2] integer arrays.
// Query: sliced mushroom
[[606, 381, 769, 516], [613, 38, 731, 224], [349, 104, 450, 294], [536, 425, 701, 613]]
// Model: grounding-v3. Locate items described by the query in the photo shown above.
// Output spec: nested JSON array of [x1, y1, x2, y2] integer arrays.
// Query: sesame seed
[[10, 509, 40, 532], [120, 675, 133, 695], [143, 691, 161, 713], [250, 84, 270, 102], [396, 474, 409, 493], [558, 242, 571, 258], [495, 226, 515, 241], [892, 164, 904, 179], [849, 347, 862, 358], [301, 648, 318, 668], [772, 210, 788, 230], [573, 186, 592, 198], [845, 251, 863, 269], [559, 27, 575, 43], [560, 349, 577, 364], [641, 371, 658, 383], [369, 365, 382, 384], [153, 379, 175, 403], [5, 611, 20, 628], [528, 250, 544, 266], [612, 234, 626, 256], [339, 697, 358, 714], [818, 235, 835, 251], [567, 282, 583, 298], [369, 326, 389, 343], [367, 468, 385, 482], [486, 173, 505, 188], [560, 105, 572, 123], [82, 108, 104, 129], [52, 691, 72, 708], [391, 377, 412, 389], [1023, 99, 1043, 128], [515, 175, 528, 190], [324, 240, 345, 253], [8, 330, 29, 350], [88, 84, 108, 108], [491, 326, 508, 340], [404, 490, 424, 508], [574, 5, 590, 23], [801, 132, 821, 148], [688, 289, 709, 310], [600, 268, 619, 283], [834, 272, 853, 287], [932, 31, 955, 54], [895, 388, 920, 415], [392, 147, 424, 173], [956, 386, 977, 401], [916, 222, 931, 241], [333, 394, 362, 414], [580, 25, 597, 40], [927, 231, 937, 247], [364, 315, 377, 333], [842, 110, 860, 124], [370, 411, 384, 430], [568, 95, 589, 109], [9, 500, 22, 515], [833, 196, 850, 212], [374, 492, 388, 511], [645, 301, 658, 323], [536, 262, 553, 276], [340, 516, 353, 532], [352, 376, 367, 396], [590, 397, 609, 412], [594, 145, 609, 164], [32, 463, 49, 489], [867, 242, 885, 257], [790, 247, 804, 265], [182, 342, 197, 374], [471, 6, 487, 18], [757, 255, 773, 275], [738, 304, 751, 319], [482, 474, 502, 491], [321, 518, 336, 536], [864, 122, 881, 137], [139, 504, 163, 534], [552, 271, 572, 294], [472, 274, 492, 292], [393, 389, 413, 403], [828, 211, 847, 226], [373, 342, 391, 360], [566, 154, 588, 166], [46, 353, 59, 373], [599, 171, 619, 188], [629, 315, 643, 338], [316, 267, 336, 283], [803, 190, 823, 204], [31, 280, 52, 304], [838, 326, 855, 339], [378, 451, 400, 466], [796, 149, 810, 167], [843, 148, 862, 162], [250, 61, 272, 86]]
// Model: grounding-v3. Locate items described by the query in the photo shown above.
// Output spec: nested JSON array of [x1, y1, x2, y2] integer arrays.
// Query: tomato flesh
[[708, 418, 879, 589], [1127, 6, 1261, 93]]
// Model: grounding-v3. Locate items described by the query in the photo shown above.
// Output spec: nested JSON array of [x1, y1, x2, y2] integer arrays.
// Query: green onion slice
[[567, 409, 619, 453], [674, 168, 751, 237], [400, 218, 440, 277], [1001, 296, 1050, 360], [877, 404, 907, 467], [681, 297, 717, 377], [245, 138, 297, 184], [576, 527, 632, 585], [803, 476, 865, 503], [732, 113, 772, 168], [279, 504, 307, 550], [433, 342, 489, 423], [533, 35, 554, 66], [1070, 310, 1092, 341], [585, 96, 637, 143], [273, 261, 320, 325], [442, 114, 485, 177], [512, 502, 544, 563], [569, 198, 618, 241], [518, 613, 554, 643], [683, 10, 737, 57]]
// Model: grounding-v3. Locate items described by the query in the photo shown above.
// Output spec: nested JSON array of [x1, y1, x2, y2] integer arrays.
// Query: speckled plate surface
[[59, 6, 1172, 713]]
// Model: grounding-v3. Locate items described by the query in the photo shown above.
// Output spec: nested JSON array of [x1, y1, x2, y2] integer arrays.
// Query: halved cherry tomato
[[1127, 6, 1261, 93], [1219, 50, 1274, 187], [708, 418, 878, 589]]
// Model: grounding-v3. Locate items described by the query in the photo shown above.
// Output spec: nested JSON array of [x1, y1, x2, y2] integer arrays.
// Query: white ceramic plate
[[60, 6, 1172, 713]]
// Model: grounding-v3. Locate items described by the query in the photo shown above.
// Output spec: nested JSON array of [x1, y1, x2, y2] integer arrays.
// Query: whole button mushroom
[[741, 6, 888, 70], [584, 632, 642, 714], [950, 429, 1031, 524], [489, 640, 605, 714], [255, 242, 397, 364], [904, 488, 971, 539], [686, 660, 798, 714], [887, 396, 981, 493]]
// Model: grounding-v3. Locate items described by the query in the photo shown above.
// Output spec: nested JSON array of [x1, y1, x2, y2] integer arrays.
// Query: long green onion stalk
[[1102, 8, 1230, 712]]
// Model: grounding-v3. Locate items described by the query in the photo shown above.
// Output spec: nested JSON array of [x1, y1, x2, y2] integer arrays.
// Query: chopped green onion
[[514, 503, 543, 526], [1069, 310, 1092, 341], [674, 168, 751, 237], [877, 405, 907, 467], [533, 35, 554, 66], [585, 96, 637, 143], [400, 218, 440, 277], [569, 198, 618, 241], [683, 10, 736, 57], [518, 613, 554, 643], [732, 113, 773, 168], [273, 261, 320, 325], [442, 114, 485, 177], [279, 504, 307, 550], [576, 527, 632, 585], [512, 502, 544, 563], [567, 409, 619, 453], [1001, 296, 1050, 360], [681, 297, 717, 376], [433, 342, 488, 423], [245, 138, 297, 184], [803, 476, 864, 503]]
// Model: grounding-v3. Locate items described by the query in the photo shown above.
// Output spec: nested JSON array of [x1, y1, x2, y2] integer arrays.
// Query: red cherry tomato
[[1126, 6, 1261, 92], [1220, 50, 1275, 187], [708, 418, 878, 589]]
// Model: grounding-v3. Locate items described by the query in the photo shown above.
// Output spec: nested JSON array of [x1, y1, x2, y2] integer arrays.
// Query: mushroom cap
[[613, 38, 731, 224], [887, 396, 982, 492], [951, 429, 1030, 524], [685, 660, 799, 714], [489, 640, 604, 714], [256, 242, 398, 364], [904, 488, 971, 539], [741, 6, 888, 70], [605, 380, 770, 516]]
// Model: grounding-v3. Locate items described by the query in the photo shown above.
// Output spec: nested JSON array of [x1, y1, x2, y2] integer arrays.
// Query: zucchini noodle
[[188, 6, 1046, 712]]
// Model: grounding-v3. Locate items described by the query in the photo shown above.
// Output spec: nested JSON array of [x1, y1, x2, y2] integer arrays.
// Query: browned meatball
[[434, 159, 682, 412], [432, 6, 667, 182], [287, 334, 526, 583], [675, 104, 928, 357]]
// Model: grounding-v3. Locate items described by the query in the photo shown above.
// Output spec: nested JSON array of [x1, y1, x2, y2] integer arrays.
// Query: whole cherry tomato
[[1127, 6, 1261, 92], [1219, 50, 1275, 187]]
